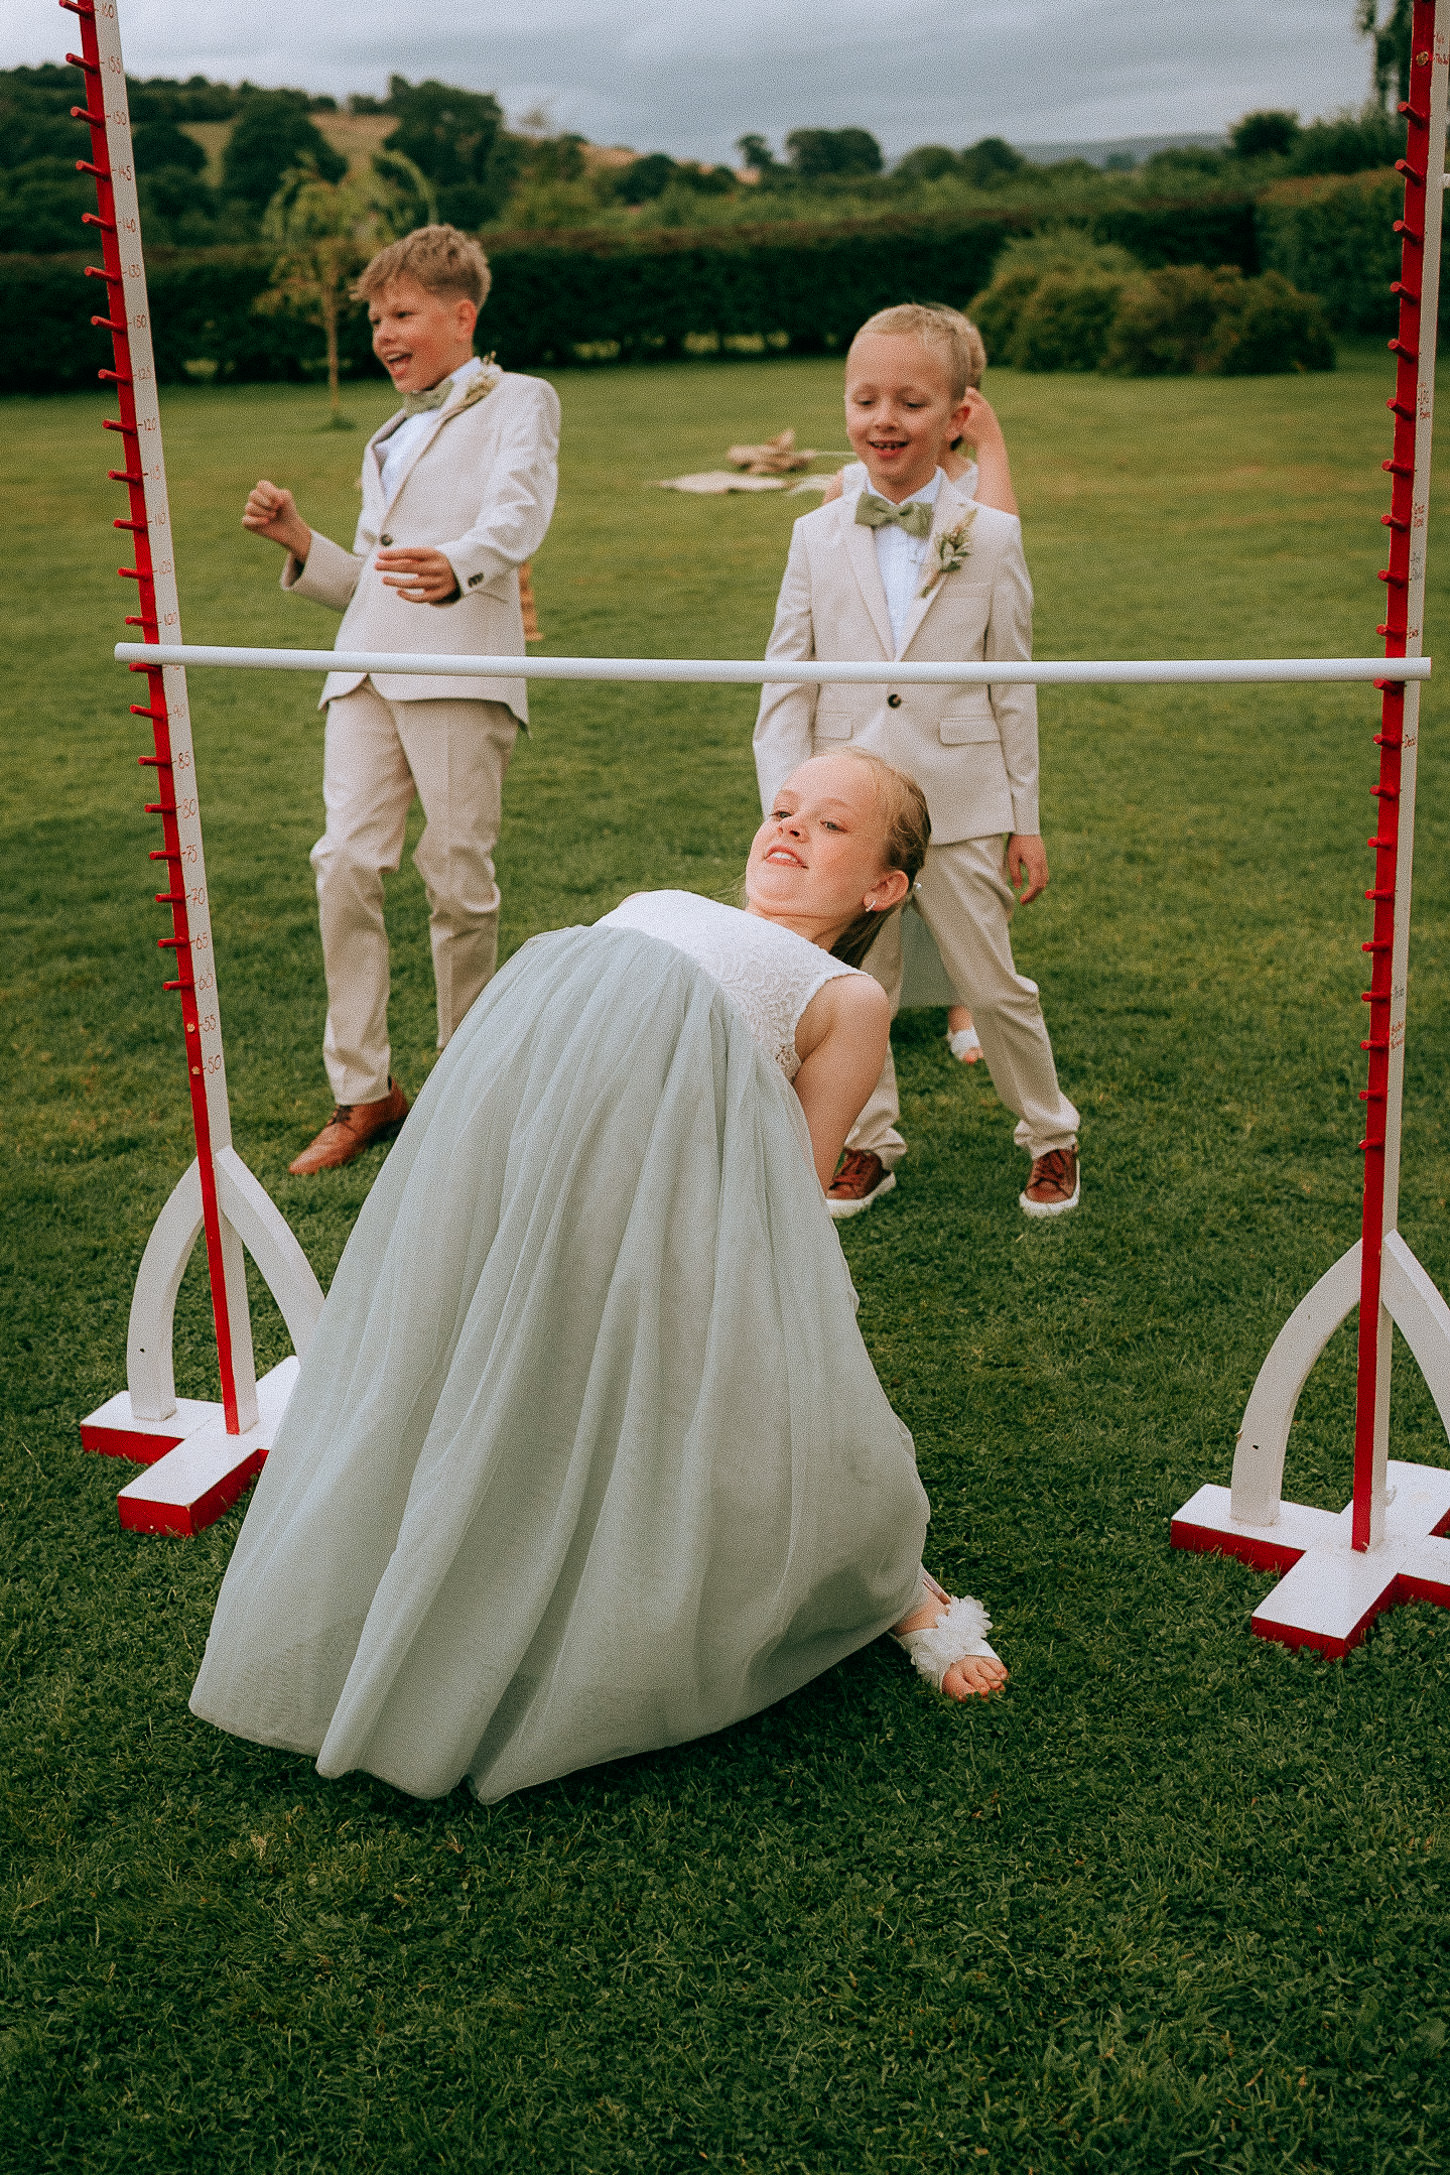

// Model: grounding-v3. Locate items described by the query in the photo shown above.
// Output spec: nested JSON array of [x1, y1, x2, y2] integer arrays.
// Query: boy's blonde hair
[[852, 302, 986, 400], [353, 224, 492, 310]]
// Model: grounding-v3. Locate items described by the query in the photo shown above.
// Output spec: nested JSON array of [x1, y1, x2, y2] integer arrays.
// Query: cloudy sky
[[7, 0, 1376, 162]]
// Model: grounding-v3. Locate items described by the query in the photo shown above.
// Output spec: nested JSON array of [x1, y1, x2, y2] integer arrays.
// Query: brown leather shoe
[[1020, 1145, 1080, 1218], [826, 1148, 897, 1220], [288, 1079, 409, 1176]]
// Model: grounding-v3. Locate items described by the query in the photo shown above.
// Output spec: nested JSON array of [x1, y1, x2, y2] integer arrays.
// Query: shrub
[[1101, 263, 1333, 375], [1256, 169, 1404, 333], [1013, 268, 1130, 370], [967, 235, 1140, 363], [1206, 268, 1336, 374], [1100, 264, 1244, 374]]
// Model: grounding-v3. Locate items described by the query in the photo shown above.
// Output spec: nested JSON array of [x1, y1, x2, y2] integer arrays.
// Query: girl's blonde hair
[[826, 749, 932, 969]]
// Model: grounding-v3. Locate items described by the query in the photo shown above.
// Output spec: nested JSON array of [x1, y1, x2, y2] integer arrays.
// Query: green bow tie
[[400, 378, 453, 417], [855, 490, 934, 540]]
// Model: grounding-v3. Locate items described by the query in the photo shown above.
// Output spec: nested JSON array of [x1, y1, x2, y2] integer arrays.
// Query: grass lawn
[[4, 341, 1450, 2172]]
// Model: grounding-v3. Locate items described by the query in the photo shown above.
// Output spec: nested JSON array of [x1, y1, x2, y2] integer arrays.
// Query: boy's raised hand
[[1006, 834, 1049, 905], [242, 480, 311, 561]]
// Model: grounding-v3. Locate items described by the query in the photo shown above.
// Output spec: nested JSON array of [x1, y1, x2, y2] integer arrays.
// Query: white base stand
[[1172, 1226, 1450, 1654], [79, 1150, 323, 1536], [1173, 1461, 1450, 1656], [80, 1392, 219, 1463], [102, 1357, 299, 1537]]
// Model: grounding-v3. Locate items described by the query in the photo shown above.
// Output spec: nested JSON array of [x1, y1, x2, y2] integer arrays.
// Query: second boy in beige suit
[[243, 226, 560, 1173], [755, 304, 1079, 1217]]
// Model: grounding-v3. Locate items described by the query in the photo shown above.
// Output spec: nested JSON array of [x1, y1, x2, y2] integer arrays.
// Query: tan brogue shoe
[[288, 1079, 409, 1177], [826, 1148, 897, 1220], [1020, 1145, 1080, 1218]]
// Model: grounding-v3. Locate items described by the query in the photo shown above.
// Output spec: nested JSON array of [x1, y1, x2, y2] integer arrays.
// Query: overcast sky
[[6, 0, 1376, 163]]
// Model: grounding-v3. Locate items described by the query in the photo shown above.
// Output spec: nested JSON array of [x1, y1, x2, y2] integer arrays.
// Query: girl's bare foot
[[893, 1577, 1008, 1700], [946, 1005, 983, 1064]]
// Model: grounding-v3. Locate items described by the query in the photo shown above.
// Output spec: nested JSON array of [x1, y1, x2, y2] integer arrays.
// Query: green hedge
[[0, 246, 378, 394], [0, 192, 1265, 395], [1254, 170, 1409, 335]]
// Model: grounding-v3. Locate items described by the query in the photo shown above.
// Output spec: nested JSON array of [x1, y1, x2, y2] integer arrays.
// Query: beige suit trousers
[[311, 683, 516, 1104], [847, 835, 1080, 1167]]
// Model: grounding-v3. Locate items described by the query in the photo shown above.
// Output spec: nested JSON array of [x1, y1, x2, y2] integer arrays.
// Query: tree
[[131, 119, 207, 176], [735, 132, 783, 179], [610, 151, 680, 204], [893, 145, 961, 183], [258, 151, 435, 423], [384, 78, 520, 226], [1230, 111, 1301, 159], [1284, 106, 1402, 173], [224, 91, 346, 208], [1356, 0, 1414, 110], [959, 136, 1024, 187], [783, 127, 883, 179]]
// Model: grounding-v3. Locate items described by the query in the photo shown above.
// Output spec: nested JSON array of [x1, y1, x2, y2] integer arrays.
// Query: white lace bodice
[[597, 890, 859, 1080]]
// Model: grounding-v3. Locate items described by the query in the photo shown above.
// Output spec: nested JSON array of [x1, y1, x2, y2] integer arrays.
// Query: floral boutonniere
[[919, 505, 979, 597]]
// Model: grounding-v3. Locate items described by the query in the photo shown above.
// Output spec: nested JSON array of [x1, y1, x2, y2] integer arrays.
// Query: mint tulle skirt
[[190, 925, 929, 1802]]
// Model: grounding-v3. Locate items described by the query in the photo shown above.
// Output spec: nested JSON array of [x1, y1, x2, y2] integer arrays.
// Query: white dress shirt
[[869, 468, 941, 654], [378, 353, 489, 500]]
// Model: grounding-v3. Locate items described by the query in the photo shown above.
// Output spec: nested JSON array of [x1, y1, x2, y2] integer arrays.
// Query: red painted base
[[1172, 1462, 1450, 1657], [80, 1393, 219, 1465], [80, 1359, 298, 1537]]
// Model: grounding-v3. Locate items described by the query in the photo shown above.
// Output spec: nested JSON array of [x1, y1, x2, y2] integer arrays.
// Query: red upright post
[[1353, 3, 1442, 1550], [63, 0, 254, 1434]]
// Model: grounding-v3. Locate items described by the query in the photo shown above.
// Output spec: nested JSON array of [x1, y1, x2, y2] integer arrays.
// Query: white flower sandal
[[894, 1578, 1005, 1696], [946, 1025, 983, 1063]]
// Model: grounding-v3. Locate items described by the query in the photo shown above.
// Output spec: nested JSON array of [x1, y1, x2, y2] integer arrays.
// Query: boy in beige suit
[[755, 303, 1079, 1218], [242, 225, 560, 1174]]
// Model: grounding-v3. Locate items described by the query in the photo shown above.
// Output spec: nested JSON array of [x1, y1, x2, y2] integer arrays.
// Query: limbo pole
[[64, 0, 321, 1534], [1171, 0, 1450, 1654], [113, 644, 1433, 688]]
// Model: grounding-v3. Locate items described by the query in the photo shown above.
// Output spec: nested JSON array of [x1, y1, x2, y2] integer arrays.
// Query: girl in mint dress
[[191, 751, 1005, 1801]]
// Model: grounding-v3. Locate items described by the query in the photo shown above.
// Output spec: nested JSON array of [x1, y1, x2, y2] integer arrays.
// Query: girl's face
[[745, 756, 909, 935]]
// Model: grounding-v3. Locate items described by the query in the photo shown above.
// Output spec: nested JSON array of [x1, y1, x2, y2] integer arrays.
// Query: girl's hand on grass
[[242, 480, 311, 561], [376, 547, 461, 605]]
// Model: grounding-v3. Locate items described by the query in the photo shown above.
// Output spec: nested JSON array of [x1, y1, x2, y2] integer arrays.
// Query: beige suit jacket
[[753, 477, 1039, 843], [281, 364, 561, 715]]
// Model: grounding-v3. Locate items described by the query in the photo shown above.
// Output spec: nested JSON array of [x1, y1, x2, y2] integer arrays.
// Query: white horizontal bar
[[115, 643, 1433, 688]]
